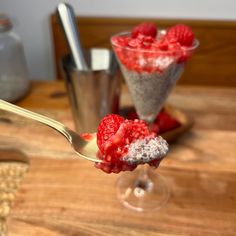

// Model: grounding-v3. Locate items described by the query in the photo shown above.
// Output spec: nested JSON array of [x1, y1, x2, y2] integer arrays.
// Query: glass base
[[116, 167, 170, 212]]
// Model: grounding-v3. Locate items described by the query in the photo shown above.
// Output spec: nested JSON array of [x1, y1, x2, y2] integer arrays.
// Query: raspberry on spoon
[[96, 114, 168, 173], [97, 114, 125, 154]]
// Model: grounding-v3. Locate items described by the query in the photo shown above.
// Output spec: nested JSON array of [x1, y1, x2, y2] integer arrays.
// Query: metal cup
[[62, 48, 120, 133]]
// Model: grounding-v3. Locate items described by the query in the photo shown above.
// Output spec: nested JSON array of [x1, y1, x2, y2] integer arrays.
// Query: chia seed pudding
[[121, 63, 184, 122], [122, 136, 168, 165]]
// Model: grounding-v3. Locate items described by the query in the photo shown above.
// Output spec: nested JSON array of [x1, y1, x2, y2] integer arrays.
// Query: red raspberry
[[125, 108, 181, 134], [95, 160, 136, 174], [96, 114, 151, 173], [166, 24, 194, 47], [154, 109, 181, 133], [97, 114, 125, 154], [157, 38, 169, 51], [131, 22, 157, 39], [123, 119, 150, 143]]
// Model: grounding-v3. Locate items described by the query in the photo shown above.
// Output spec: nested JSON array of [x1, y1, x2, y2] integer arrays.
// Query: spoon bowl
[[0, 99, 101, 163]]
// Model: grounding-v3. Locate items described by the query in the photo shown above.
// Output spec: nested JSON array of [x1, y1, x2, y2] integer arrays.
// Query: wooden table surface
[[0, 81, 236, 236]]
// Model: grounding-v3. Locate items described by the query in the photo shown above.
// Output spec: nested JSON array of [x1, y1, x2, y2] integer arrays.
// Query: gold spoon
[[0, 99, 101, 163]]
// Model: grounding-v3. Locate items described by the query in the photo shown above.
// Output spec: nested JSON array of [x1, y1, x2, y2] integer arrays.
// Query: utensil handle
[[56, 3, 88, 71], [0, 99, 71, 141]]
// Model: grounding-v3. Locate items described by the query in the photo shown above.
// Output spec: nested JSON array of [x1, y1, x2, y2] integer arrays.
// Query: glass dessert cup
[[111, 32, 199, 212], [116, 164, 170, 212]]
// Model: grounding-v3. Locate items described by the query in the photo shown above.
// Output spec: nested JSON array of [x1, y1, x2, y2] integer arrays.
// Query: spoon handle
[[56, 3, 88, 71], [0, 99, 71, 141]]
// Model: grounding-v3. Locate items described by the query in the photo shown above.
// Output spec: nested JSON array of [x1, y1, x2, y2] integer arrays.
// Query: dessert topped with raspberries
[[92, 23, 198, 173], [95, 114, 168, 174], [111, 22, 198, 122], [111, 22, 197, 73]]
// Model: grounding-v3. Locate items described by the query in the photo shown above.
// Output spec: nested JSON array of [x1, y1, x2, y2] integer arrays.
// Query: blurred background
[[0, 0, 236, 81]]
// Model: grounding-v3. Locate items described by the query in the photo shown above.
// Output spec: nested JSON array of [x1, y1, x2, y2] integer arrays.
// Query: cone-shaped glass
[[111, 32, 199, 123]]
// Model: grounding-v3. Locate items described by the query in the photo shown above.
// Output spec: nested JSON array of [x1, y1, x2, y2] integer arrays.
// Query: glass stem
[[138, 164, 149, 180], [135, 165, 153, 192]]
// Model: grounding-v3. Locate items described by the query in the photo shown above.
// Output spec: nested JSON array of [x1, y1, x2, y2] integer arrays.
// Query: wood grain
[[0, 81, 235, 235], [51, 16, 236, 87], [8, 158, 236, 236]]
